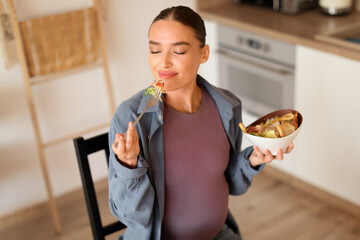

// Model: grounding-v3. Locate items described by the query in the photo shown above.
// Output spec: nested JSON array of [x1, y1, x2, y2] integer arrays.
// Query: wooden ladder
[[7, 0, 115, 233]]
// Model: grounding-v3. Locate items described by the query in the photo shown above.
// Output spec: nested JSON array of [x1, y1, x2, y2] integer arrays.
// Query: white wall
[[0, 0, 195, 218], [198, 19, 219, 86]]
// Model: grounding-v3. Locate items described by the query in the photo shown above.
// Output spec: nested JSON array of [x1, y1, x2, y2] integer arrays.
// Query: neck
[[164, 84, 203, 114]]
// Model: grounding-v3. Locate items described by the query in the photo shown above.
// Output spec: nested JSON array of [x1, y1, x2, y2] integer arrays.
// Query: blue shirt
[[108, 75, 264, 240]]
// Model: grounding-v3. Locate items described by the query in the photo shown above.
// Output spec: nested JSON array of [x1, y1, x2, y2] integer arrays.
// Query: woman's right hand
[[112, 122, 140, 169]]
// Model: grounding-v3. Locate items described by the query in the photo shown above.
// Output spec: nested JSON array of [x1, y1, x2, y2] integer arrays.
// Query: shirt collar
[[196, 74, 241, 109]]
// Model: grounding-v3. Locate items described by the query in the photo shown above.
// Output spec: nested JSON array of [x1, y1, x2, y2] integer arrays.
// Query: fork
[[133, 87, 162, 127], [123, 87, 162, 140]]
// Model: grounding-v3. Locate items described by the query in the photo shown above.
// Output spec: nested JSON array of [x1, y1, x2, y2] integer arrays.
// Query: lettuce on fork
[[145, 80, 165, 97]]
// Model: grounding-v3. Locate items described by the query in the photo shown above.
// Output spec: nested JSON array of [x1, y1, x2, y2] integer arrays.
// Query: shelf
[[30, 61, 103, 86], [42, 121, 110, 148], [8, 0, 115, 234]]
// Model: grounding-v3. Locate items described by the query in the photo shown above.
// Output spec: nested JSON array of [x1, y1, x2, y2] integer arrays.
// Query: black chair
[[73, 132, 126, 240], [74, 133, 241, 239]]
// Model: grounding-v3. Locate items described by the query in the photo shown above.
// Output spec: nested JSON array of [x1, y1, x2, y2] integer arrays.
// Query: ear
[[200, 44, 210, 64]]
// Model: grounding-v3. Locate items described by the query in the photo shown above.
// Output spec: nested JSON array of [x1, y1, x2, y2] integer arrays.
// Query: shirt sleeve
[[108, 103, 155, 229]]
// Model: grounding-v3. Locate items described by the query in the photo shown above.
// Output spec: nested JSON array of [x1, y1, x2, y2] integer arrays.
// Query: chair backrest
[[73, 132, 126, 240]]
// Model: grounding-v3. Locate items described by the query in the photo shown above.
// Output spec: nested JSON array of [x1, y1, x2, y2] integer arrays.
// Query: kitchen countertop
[[198, 2, 360, 61]]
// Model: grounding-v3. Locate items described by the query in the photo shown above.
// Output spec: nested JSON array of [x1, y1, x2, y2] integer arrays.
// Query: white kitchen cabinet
[[279, 45, 360, 206]]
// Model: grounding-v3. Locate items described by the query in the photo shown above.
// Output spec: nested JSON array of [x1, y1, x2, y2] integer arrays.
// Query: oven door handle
[[217, 49, 293, 77]]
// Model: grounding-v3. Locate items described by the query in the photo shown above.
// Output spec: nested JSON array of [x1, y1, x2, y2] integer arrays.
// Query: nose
[[160, 51, 172, 69]]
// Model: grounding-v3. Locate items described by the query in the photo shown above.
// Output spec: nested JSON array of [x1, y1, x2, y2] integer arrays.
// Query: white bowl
[[242, 109, 303, 155]]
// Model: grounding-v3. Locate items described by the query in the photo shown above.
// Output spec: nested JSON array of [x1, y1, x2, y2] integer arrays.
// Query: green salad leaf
[[261, 129, 277, 138], [145, 86, 156, 96]]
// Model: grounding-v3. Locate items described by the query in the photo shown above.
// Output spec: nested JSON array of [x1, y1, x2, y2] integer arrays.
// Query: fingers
[[250, 146, 272, 167], [112, 122, 140, 161], [285, 143, 294, 153], [253, 146, 273, 162], [126, 122, 140, 160], [112, 133, 125, 156], [250, 143, 295, 167], [274, 143, 294, 160], [275, 148, 284, 160], [263, 149, 275, 163], [125, 122, 134, 149]]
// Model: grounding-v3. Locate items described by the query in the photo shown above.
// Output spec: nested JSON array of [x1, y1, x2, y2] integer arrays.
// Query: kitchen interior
[[0, 0, 360, 239]]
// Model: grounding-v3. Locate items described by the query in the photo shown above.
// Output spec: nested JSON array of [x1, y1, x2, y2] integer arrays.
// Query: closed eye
[[174, 51, 186, 55], [151, 51, 161, 54]]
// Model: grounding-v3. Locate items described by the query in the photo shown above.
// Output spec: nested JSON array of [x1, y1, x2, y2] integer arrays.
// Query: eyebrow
[[149, 40, 190, 46]]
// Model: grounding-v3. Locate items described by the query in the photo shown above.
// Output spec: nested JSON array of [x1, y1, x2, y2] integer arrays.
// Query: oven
[[217, 24, 296, 121]]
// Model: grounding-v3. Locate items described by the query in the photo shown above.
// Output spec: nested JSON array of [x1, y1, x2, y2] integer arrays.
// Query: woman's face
[[148, 19, 209, 92]]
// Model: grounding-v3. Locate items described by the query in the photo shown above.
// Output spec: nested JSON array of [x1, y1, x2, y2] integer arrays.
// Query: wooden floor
[[1, 170, 360, 240]]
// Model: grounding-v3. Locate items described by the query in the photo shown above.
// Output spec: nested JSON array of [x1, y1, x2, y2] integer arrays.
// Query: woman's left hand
[[249, 143, 294, 167]]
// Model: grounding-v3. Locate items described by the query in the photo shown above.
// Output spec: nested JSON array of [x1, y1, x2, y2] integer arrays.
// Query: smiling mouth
[[158, 71, 177, 79]]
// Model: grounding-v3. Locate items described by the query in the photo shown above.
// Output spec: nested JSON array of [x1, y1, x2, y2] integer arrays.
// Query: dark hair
[[151, 6, 206, 47]]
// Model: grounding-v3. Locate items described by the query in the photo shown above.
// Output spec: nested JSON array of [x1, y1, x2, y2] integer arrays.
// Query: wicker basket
[[19, 8, 99, 77]]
